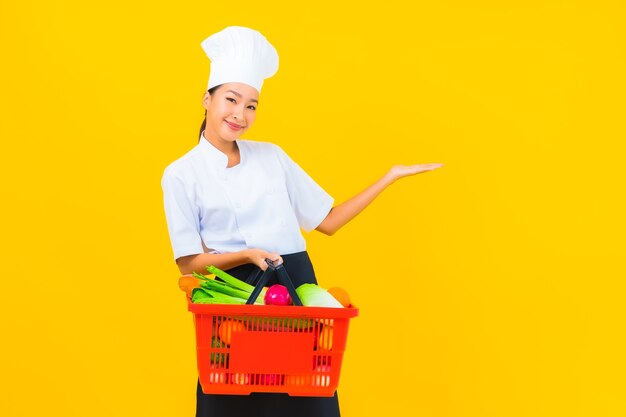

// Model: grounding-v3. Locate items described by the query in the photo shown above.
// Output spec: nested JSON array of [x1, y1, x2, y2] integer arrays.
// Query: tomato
[[218, 319, 246, 345]]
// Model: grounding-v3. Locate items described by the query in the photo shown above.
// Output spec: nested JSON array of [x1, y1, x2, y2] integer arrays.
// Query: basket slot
[[247, 373, 285, 387]]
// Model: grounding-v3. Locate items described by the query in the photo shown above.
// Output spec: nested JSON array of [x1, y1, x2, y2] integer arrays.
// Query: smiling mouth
[[225, 120, 245, 130]]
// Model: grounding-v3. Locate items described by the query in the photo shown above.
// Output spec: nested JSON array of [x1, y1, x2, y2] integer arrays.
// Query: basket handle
[[245, 259, 303, 306]]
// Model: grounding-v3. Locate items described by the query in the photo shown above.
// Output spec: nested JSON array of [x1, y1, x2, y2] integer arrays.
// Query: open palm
[[388, 163, 444, 180]]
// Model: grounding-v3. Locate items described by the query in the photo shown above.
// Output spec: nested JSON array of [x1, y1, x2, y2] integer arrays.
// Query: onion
[[264, 284, 292, 306]]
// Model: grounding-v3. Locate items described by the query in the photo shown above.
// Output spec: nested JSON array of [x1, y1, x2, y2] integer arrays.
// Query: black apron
[[196, 251, 341, 417]]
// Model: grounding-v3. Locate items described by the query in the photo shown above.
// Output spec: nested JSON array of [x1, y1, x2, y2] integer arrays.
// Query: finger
[[257, 255, 271, 270], [268, 254, 283, 265], [416, 163, 443, 172]]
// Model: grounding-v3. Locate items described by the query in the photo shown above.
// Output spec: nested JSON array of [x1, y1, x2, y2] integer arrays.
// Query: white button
[[221, 175, 228, 181], [234, 202, 242, 208]]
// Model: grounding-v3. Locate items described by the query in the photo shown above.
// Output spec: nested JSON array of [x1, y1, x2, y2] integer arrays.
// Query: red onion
[[264, 284, 292, 306]]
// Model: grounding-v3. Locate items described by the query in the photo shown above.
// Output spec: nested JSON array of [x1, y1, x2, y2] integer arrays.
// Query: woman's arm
[[176, 249, 282, 275], [315, 163, 443, 236]]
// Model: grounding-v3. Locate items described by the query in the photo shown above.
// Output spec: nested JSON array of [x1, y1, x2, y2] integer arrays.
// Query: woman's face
[[202, 82, 260, 144]]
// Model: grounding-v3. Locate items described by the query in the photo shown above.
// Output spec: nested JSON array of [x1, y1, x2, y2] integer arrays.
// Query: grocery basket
[[187, 259, 359, 396]]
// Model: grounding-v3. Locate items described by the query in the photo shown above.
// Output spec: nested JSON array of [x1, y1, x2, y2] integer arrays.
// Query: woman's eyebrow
[[226, 89, 258, 103]]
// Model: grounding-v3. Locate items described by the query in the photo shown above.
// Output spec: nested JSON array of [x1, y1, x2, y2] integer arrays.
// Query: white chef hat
[[201, 26, 279, 93]]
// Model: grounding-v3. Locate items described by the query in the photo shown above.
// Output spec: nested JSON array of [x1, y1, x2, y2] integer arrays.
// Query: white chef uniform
[[168, 26, 342, 417], [161, 136, 334, 260]]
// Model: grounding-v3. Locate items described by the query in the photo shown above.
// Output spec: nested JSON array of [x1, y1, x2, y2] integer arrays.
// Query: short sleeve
[[161, 169, 204, 260], [274, 146, 334, 232]]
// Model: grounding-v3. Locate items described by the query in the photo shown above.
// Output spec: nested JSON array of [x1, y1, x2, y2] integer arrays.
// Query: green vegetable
[[210, 337, 229, 364], [295, 284, 343, 308], [200, 278, 263, 304], [206, 266, 266, 297], [191, 287, 247, 304], [204, 289, 249, 303], [191, 287, 212, 303], [189, 266, 267, 305], [191, 267, 342, 309]]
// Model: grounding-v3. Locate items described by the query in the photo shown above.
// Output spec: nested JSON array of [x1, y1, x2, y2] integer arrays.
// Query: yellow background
[[1, 1, 625, 416]]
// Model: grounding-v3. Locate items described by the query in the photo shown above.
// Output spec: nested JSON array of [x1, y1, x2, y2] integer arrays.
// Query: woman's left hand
[[386, 163, 444, 182], [315, 162, 444, 236]]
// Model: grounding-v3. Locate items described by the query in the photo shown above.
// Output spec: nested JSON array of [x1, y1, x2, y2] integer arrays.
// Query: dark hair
[[198, 84, 222, 141]]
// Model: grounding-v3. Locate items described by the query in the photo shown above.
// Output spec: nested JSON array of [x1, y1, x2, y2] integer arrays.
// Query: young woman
[[162, 26, 442, 417]]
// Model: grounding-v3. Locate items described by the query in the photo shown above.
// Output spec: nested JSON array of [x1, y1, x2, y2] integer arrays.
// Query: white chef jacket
[[162, 137, 334, 260]]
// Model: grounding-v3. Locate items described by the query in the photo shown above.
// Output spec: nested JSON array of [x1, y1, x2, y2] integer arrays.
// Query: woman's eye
[[247, 105, 257, 111], [226, 97, 236, 103]]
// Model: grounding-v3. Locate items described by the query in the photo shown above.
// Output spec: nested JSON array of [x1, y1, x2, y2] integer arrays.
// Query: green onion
[[206, 266, 255, 291], [206, 265, 267, 298], [203, 289, 249, 303], [191, 287, 213, 303], [200, 279, 263, 304], [189, 266, 268, 305]]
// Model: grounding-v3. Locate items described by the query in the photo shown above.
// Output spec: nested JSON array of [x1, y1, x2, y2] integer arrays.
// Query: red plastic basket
[[188, 294, 358, 396]]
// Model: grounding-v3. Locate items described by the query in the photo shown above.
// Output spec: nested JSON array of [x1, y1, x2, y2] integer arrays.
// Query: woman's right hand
[[244, 249, 283, 270]]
